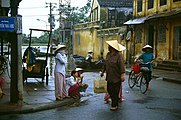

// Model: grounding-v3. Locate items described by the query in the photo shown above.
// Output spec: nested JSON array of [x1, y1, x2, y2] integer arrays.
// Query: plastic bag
[[94, 77, 107, 93]]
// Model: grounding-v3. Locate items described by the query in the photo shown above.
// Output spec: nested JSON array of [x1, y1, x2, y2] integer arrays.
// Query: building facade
[[73, 0, 133, 61], [125, 0, 181, 66]]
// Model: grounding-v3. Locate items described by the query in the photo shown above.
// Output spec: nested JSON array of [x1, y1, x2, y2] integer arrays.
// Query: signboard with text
[[0, 16, 22, 34], [0, 17, 16, 32]]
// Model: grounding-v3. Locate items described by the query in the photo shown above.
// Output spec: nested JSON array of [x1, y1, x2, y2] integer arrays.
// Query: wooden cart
[[23, 28, 52, 85]]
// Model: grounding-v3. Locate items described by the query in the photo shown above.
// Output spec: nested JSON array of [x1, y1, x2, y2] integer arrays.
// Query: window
[[77, 35, 80, 45], [157, 24, 166, 42], [135, 28, 142, 43], [173, 0, 181, 2], [160, 0, 167, 6], [137, 0, 142, 12], [148, 0, 154, 9], [108, 9, 116, 20]]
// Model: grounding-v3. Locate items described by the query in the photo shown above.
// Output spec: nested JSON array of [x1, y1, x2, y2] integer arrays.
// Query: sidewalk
[[0, 68, 181, 115], [0, 75, 78, 115]]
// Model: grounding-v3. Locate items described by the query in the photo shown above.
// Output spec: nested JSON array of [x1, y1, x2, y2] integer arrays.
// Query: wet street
[[1, 72, 181, 120]]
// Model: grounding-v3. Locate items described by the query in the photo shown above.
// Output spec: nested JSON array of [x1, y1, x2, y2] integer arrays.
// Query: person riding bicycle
[[134, 45, 154, 88]]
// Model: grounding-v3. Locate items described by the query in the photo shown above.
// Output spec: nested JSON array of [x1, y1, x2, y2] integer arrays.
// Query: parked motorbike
[[73, 54, 105, 70]]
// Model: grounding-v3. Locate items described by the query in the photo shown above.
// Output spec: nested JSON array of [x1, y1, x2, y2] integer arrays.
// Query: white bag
[[94, 77, 107, 93]]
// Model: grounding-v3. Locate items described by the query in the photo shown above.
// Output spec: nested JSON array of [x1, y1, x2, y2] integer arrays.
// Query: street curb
[[162, 78, 181, 84], [0, 98, 78, 115]]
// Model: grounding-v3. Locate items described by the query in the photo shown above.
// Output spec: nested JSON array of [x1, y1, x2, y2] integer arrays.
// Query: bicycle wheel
[[140, 73, 149, 94], [128, 70, 136, 88]]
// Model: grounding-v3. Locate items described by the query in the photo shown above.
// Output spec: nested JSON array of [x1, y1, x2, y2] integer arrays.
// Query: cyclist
[[134, 45, 154, 89]]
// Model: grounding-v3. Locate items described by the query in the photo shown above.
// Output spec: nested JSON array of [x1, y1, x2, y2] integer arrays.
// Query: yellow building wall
[[73, 25, 127, 61], [73, 29, 93, 58], [134, 25, 146, 56], [133, 0, 181, 62], [134, 0, 181, 17], [170, 19, 181, 59], [171, 0, 181, 9]]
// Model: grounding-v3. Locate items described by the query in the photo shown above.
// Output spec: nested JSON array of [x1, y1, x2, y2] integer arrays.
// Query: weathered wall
[[133, 0, 181, 61], [73, 25, 127, 61]]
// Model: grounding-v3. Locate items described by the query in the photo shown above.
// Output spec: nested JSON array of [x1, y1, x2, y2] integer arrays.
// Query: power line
[[19, 7, 47, 9], [21, 15, 49, 17]]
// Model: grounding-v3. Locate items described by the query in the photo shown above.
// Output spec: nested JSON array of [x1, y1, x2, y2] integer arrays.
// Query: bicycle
[[0, 55, 10, 98], [128, 61, 150, 94]]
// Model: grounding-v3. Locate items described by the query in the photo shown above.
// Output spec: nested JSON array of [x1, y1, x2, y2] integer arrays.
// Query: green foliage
[[69, 0, 91, 24], [22, 0, 91, 45]]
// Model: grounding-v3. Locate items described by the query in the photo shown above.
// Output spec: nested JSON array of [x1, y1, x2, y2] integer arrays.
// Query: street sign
[[0, 17, 16, 32], [16, 16, 22, 34], [0, 16, 22, 33]]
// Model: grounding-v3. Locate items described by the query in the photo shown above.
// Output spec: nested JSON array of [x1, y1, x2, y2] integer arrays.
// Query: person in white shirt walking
[[54, 44, 68, 101]]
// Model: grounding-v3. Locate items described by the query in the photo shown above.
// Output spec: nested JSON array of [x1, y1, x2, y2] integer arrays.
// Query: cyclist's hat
[[106, 40, 126, 52], [142, 45, 152, 51]]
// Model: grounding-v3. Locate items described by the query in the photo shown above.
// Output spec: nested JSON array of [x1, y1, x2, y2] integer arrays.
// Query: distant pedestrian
[[85, 50, 93, 63], [37, 46, 40, 53], [134, 45, 154, 89], [54, 44, 68, 101], [101, 40, 126, 111]]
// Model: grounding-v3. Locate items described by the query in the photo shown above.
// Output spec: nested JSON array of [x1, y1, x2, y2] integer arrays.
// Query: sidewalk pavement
[[0, 68, 181, 115], [0, 76, 79, 115]]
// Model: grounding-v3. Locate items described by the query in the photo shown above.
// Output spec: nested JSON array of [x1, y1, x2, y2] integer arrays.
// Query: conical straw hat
[[75, 68, 84, 72], [54, 44, 67, 53], [142, 45, 152, 51], [106, 40, 126, 51]]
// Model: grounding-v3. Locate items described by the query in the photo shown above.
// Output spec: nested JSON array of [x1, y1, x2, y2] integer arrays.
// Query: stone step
[[153, 60, 181, 72], [153, 66, 181, 72], [157, 63, 181, 69], [162, 60, 181, 66]]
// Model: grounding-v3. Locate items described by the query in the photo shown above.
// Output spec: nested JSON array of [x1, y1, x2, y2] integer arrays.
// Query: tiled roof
[[97, 0, 133, 7]]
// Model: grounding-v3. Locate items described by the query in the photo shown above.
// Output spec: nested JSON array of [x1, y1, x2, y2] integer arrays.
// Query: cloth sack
[[94, 77, 107, 93]]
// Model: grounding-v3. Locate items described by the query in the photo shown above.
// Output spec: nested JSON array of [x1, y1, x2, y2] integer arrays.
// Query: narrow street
[[1, 72, 181, 120]]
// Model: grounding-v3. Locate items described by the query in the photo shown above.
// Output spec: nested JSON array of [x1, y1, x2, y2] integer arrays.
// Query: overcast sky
[[19, 0, 88, 36]]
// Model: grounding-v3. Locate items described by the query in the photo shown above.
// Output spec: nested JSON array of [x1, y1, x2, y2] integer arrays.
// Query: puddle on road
[[132, 97, 154, 104]]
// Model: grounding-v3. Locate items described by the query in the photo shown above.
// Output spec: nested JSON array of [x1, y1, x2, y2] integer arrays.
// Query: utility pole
[[58, 0, 71, 44], [10, 0, 23, 103], [46, 2, 56, 54], [58, 0, 75, 72]]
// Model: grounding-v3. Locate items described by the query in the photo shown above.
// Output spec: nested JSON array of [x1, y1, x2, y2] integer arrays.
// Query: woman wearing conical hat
[[134, 45, 154, 90], [54, 44, 68, 101], [101, 40, 126, 111]]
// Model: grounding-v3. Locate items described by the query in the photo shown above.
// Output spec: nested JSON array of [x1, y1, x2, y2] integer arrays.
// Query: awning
[[124, 17, 148, 25]]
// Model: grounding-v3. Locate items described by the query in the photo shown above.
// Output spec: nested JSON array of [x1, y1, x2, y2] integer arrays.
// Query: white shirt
[[54, 51, 67, 76], [66, 76, 76, 86]]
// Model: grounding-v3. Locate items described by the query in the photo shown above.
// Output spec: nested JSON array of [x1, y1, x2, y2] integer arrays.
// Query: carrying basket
[[132, 64, 140, 74], [94, 77, 107, 93]]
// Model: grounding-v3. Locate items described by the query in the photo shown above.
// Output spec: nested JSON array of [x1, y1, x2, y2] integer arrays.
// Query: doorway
[[146, 24, 154, 48], [173, 26, 181, 60]]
